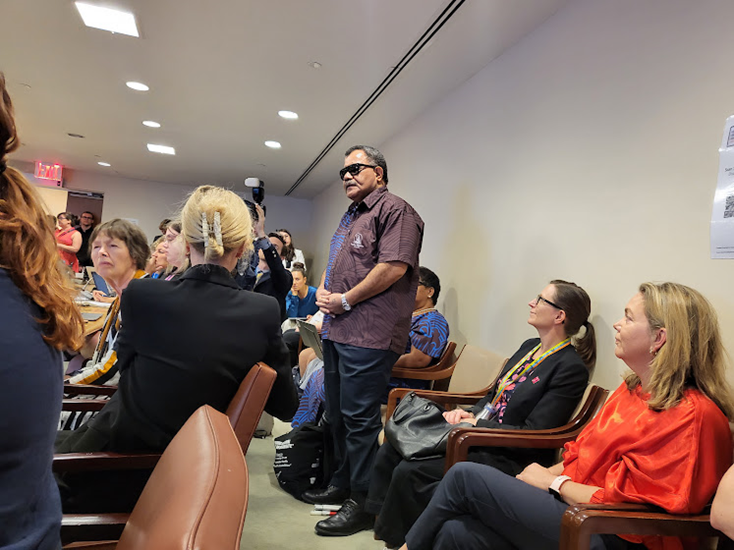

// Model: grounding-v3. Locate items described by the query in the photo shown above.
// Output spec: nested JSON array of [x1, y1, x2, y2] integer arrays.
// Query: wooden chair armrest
[[390, 363, 456, 381], [560, 503, 720, 550], [64, 541, 118, 549], [62, 399, 108, 412], [62, 514, 128, 546], [53, 452, 161, 473], [444, 426, 580, 472], [385, 388, 486, 420], [64, 384, 117, 397]]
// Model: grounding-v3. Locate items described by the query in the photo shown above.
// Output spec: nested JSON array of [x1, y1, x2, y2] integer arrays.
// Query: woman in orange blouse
[[54, 212, 82, 271], [400, 282, 734, 550]]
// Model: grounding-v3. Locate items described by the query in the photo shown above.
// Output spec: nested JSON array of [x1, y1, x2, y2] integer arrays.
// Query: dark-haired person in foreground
[[0, 72, 84, 550], [402, 282, 733, 550], [308, 145, 424, 536], [358, 280, 596, 546]]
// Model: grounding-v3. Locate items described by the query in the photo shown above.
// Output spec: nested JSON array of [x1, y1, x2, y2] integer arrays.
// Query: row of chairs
[[59, 362, 278, 547], [385, 341, 734, 549]]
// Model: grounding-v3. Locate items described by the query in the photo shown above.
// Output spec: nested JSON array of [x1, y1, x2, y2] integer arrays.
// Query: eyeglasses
[[81, 215, 94, 220], [339, 163, 377, 180], [535, 294, 563, 310]]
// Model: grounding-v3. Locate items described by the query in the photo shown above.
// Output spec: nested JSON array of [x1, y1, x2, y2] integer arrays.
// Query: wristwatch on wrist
[[341, 294, 352, 312], [548, 475, 572, 501]]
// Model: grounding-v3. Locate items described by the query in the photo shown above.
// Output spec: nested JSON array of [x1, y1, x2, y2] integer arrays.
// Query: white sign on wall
[[710, 115, 734, 259]]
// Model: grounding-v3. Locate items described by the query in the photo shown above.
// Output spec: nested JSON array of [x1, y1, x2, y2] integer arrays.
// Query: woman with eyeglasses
[[55, 211, 82, 272], [359, 280, 595, 547], [401, 282, 733, 550]]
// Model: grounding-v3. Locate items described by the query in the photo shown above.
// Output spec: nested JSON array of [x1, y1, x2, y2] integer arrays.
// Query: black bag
[[384, 392, 472, 461], [273, 422, 333, 501]]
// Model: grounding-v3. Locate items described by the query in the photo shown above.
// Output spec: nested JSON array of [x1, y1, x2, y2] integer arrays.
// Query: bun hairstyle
[[181, 185, 253, 263], [549, 279, 596, 371], [0, 72, 83, 350]]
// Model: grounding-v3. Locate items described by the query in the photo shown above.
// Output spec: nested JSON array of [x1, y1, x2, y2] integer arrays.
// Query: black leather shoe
[[314, 499, 374, 536], [301, 485, 349, 505]]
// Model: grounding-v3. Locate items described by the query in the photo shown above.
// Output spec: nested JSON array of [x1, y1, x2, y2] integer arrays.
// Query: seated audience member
[[315, 280, 594, 540], [74, 211, 96, 268], [286, 263, 318, 318], [65, 219, 148, 388], [56, 185, 298, 510], [401, 282, 734, 550], [55, 211, 82, 271], [152, 217, 171, 245], [712, 463, 734, 539], [277, 227, 306, 270], [252, 205, 292, 321], [0, 75, 84, 549], [147, 237, 168, 278], [162, 222, 189, 280], [387, 266, 450, 394]]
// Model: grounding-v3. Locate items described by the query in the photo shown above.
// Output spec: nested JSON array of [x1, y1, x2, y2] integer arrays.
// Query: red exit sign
[[35, 161, 64, 181]]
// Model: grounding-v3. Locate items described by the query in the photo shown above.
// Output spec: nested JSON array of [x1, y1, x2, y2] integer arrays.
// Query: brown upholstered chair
[[559, 502, 732, 550], [385, 344, 507, 420], [390, 342, 458, 389], [62, 405, 248, 550], [58, 362, 276, 542], [443, 384, 609, 472]]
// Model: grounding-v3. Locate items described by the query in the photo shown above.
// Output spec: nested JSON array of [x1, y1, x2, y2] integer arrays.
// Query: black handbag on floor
[[384, 392, 472, 461]]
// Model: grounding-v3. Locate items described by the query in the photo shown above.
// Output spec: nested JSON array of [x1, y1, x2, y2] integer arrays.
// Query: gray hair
[[345, 145, 388, 184]]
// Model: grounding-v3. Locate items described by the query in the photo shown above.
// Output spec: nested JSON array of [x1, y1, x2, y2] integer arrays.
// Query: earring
[[649, 347, 657, 356]]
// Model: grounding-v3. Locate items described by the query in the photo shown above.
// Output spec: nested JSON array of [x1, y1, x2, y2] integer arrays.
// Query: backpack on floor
[[273, 421, 333, 501]]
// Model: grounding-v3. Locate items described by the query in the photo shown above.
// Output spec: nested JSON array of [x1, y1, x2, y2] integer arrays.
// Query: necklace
[[412, 307, 436, 317]]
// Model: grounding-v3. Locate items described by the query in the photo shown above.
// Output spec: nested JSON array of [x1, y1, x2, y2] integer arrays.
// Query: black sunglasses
[[535, 294, 563, 310], [339, 163, 377, 180]]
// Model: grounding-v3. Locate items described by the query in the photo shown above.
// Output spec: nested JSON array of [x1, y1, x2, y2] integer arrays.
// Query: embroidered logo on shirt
[[350, 233, 365, 249], [532, 376, 540, 384]]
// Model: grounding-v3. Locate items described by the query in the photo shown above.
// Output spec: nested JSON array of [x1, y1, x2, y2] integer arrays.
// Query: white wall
[[309, 0, 734, 391], [59, 171, 314, 252]]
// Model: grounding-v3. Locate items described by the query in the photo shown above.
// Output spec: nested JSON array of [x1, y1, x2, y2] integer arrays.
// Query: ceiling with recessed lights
[[0, 0, 568, 198]]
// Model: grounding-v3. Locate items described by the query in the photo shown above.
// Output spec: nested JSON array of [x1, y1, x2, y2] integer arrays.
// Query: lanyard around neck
[[491, 338, 571, 406]]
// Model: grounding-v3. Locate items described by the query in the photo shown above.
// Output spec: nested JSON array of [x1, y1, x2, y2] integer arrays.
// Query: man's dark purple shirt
[[322, 185, 424, 354]]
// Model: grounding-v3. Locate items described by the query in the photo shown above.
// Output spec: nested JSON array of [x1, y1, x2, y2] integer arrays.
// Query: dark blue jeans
[[322, 340, 399, 494]]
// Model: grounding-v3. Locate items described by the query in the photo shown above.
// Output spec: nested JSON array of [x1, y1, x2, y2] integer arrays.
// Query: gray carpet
[[241, 419, 386, 550]]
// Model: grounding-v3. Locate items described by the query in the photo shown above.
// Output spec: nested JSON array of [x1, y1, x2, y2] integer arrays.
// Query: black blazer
[[468, 338, 589, 473], [62, 264, 298, 453], [253, 243, 293, 322]]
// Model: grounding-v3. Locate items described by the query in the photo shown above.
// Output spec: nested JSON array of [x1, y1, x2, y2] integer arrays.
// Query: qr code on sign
[[725, 195, 734, 218]]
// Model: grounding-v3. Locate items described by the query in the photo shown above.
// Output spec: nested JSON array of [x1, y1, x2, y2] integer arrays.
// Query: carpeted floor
[[241, 419, 386, 550]]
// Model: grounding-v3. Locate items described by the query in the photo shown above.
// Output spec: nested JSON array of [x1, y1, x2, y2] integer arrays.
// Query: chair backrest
[[118, 405, 248, 550], [297, 320, 323, 360], [447, 344, 507, 394], [225, 362, 277, 455]]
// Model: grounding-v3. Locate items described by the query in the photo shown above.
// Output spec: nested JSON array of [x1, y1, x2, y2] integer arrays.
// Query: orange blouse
[[562, 383, 732, 550]]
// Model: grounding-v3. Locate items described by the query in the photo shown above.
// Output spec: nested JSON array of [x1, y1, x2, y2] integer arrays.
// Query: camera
[[245, 177, 265, 205]]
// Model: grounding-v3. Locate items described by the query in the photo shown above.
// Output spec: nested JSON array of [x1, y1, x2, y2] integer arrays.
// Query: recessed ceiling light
[[98, 161, 111, 167], [264, 140, 281, 149], [147, 144, 175, 155], [67, 133, 85, 139], [308, 61, 322, 69], [142, 120, 161, 128], [278, 110, 298, 120], [126, 81, 149, 92], [75, 2, 139, 37]]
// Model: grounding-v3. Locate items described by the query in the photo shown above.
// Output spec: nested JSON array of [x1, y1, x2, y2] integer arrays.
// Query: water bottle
[[474, 402, 496, 421]]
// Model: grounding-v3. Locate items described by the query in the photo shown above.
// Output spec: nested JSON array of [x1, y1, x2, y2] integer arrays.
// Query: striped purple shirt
[[322, 186, 424, 354]]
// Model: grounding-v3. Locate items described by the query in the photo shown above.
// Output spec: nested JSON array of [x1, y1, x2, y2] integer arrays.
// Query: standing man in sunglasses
[[307, 145, 424, 536]]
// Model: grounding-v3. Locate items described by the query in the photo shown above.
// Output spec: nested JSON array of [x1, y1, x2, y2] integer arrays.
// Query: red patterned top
[[562, 383, 732, 550]]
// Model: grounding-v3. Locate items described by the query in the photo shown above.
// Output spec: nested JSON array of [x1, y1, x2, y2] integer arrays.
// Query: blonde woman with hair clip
[[0, 72, 84, 549], [56, 185, 298, 513]]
